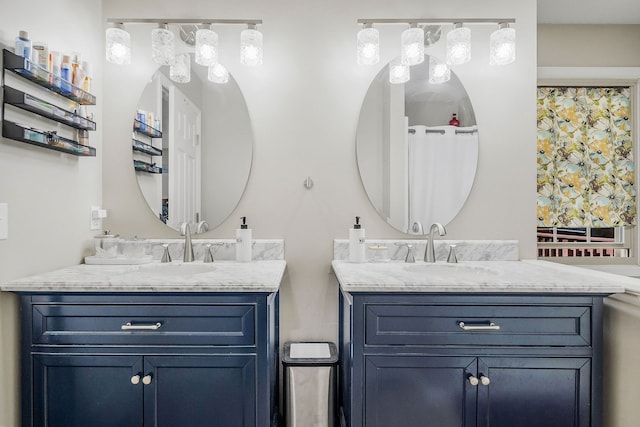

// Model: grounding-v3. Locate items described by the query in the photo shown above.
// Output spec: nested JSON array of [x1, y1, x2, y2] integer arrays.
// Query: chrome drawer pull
[[458, 321, 500, 331], [121, 322, 162, 331]]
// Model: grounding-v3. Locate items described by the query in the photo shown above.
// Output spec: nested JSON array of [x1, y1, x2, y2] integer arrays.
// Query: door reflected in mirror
[[133, 53, 253, 233], [356, 54, 478, 234]]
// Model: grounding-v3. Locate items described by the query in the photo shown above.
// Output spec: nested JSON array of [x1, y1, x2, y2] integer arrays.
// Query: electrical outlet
[[90, 206, 107, 230], [0, 203, 8, 240]]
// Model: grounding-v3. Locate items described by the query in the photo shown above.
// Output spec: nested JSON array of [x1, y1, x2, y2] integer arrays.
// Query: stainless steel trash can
[[282, 342, 338, 427]]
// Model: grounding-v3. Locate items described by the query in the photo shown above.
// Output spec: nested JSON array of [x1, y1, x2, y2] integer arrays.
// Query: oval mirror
[[356, 54, 478, 234], [133, 54, 253, 233]]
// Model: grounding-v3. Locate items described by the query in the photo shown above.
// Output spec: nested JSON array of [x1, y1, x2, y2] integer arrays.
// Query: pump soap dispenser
[[349, 216, 366, 263], [235, 216, 252, 262]]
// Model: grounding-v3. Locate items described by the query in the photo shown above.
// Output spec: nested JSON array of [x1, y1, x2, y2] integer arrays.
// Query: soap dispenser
[[235, 216, 252, 262], [349, 216, 366, 263]]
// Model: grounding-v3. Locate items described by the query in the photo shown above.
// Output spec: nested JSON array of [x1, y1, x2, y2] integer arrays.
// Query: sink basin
[[402, 263, 499, 278], [132, 263, 217, 277]]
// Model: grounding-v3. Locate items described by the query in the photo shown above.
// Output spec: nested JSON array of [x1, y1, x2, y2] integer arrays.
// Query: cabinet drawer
[[32, 304, 255, 346], [365, 304, 591, 347]]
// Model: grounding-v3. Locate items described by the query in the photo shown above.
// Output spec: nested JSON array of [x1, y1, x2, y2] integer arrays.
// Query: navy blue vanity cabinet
[[339, 292, 604, 427], [20, 292, 279, 427]]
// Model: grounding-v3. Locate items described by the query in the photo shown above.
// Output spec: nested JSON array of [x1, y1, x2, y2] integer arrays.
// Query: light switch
[[0, 203, 8, 240]]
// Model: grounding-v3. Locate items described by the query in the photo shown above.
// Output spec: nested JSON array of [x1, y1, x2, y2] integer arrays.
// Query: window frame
[[536, 77, 639, 265]]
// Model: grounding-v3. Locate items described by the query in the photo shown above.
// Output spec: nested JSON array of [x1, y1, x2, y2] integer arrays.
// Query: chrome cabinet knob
[[142, 374, 152, 385], [480, 375, 491, 386], [468, 375, 479, 386], [131, 375, 141, 385]]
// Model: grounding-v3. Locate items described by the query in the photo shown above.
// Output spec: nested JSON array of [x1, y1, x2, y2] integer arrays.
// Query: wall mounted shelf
[[134, 159, 162, 174], [2, 49, 96, 105], [3, 120, 96, 156], [132, 138, 162, 156], [133, 119, 162, 138], [3, 86, 97, 131], [2, 49, 97, 157]]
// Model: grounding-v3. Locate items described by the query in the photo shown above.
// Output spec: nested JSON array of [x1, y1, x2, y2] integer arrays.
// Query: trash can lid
[[282, 342, 338, 365]]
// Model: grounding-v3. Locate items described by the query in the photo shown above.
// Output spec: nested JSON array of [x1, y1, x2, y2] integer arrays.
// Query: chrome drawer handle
[[458, 321, 500, 331], [121, 322, 162, 331]]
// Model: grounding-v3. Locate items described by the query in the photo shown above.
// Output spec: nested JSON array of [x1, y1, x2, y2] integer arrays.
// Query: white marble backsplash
[[98, 238, 284, 262], [333, 239, 519, 262]]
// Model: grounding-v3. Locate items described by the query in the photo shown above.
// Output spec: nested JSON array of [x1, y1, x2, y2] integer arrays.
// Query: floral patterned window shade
[[537, 87, 636, 228]]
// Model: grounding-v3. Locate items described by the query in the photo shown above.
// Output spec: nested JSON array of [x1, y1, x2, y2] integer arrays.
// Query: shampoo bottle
[[235, 216, 252, 262], [15, 30, 32, 70], [349, 216, 366, 263]]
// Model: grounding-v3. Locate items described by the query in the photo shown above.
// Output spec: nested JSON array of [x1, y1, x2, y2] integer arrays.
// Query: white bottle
[[15, 30, 32, 59], [349, 216, 366, 263], [235, 216, 252, 262]]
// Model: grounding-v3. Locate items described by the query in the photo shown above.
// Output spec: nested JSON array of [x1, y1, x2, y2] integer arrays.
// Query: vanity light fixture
[[240, 23, 263, 66], [490, 23, 516, 66], [151, 23, 175, 65], [356, 18, 516, 67], [195, 24, 219, 66], [105, 23, 131, 65], [357, 23, 380, 66], [428, 55, 450, 84], [170, 52, 191, 83], [389, 58, 410, 84], [400, 23, 425, 66], [446, 23, 471, 65], [105, 18, 263, 84], [208, 63, 229, 84]]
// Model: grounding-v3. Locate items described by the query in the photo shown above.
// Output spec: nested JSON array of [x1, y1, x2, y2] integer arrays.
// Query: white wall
[[0, 1, 103, 424], [102, 0, 537, 340], [0, 0, 536, 424]]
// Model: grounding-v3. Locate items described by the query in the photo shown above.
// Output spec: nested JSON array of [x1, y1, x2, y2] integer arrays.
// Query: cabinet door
[[364, 356, 477, 427], [477, 357, 591, 427], [143, 355, 256, 427], [32, 354, 143, 427]]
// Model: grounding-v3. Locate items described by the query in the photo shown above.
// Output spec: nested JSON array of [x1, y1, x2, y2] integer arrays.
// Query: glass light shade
[[429, 56, 450, 84], [195, 27, 219, 66], [446, 25, 471, 65], [400, 26, 424, 66], [240, 28, 263, 66], [105, 26, 131, 65], [170, 53, 190, 83], [357, 27, 379, 66], [151, 25, 175, 66], [208, 63, 229, 84], [490, 25, 516, 66], [389, 58, 410, 84]]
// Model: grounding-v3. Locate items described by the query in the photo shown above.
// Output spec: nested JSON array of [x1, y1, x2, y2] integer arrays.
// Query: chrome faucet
[[425, 222, 446, 263], [182, 223, 195, 262]]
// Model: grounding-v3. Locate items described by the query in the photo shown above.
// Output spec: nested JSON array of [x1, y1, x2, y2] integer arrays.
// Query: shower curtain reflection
[[408, 125, 478, 232]]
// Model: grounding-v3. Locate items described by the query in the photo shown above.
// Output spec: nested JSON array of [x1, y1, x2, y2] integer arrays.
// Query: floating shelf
[[133, 119, 163, 138], [134, 159, 162, 174], [132, 138, 162, 156], [3, 49, 96, 105], [3, 86, 97, 131], [2, 120, 96, 157]]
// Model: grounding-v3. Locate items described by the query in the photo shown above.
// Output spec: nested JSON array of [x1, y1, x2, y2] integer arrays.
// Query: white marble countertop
[[1, 260, 287, 293], [332, 259, 628, 294]]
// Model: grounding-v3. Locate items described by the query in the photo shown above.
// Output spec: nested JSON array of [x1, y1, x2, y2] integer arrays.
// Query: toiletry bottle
[[81, 60, 92, 93], [50, 51, 61, 88], [60, 55, 72, 94], [349, 216, 366, 263], [70, 52, 81, 86], [15, 31, 32, 70], [32, 42, 48, 80], [235, 216, 252, 262], [449, 113, 460, 127]]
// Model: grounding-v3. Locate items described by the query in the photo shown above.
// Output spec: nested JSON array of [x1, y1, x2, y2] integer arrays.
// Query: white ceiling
[[538, 0, 640, 24]]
